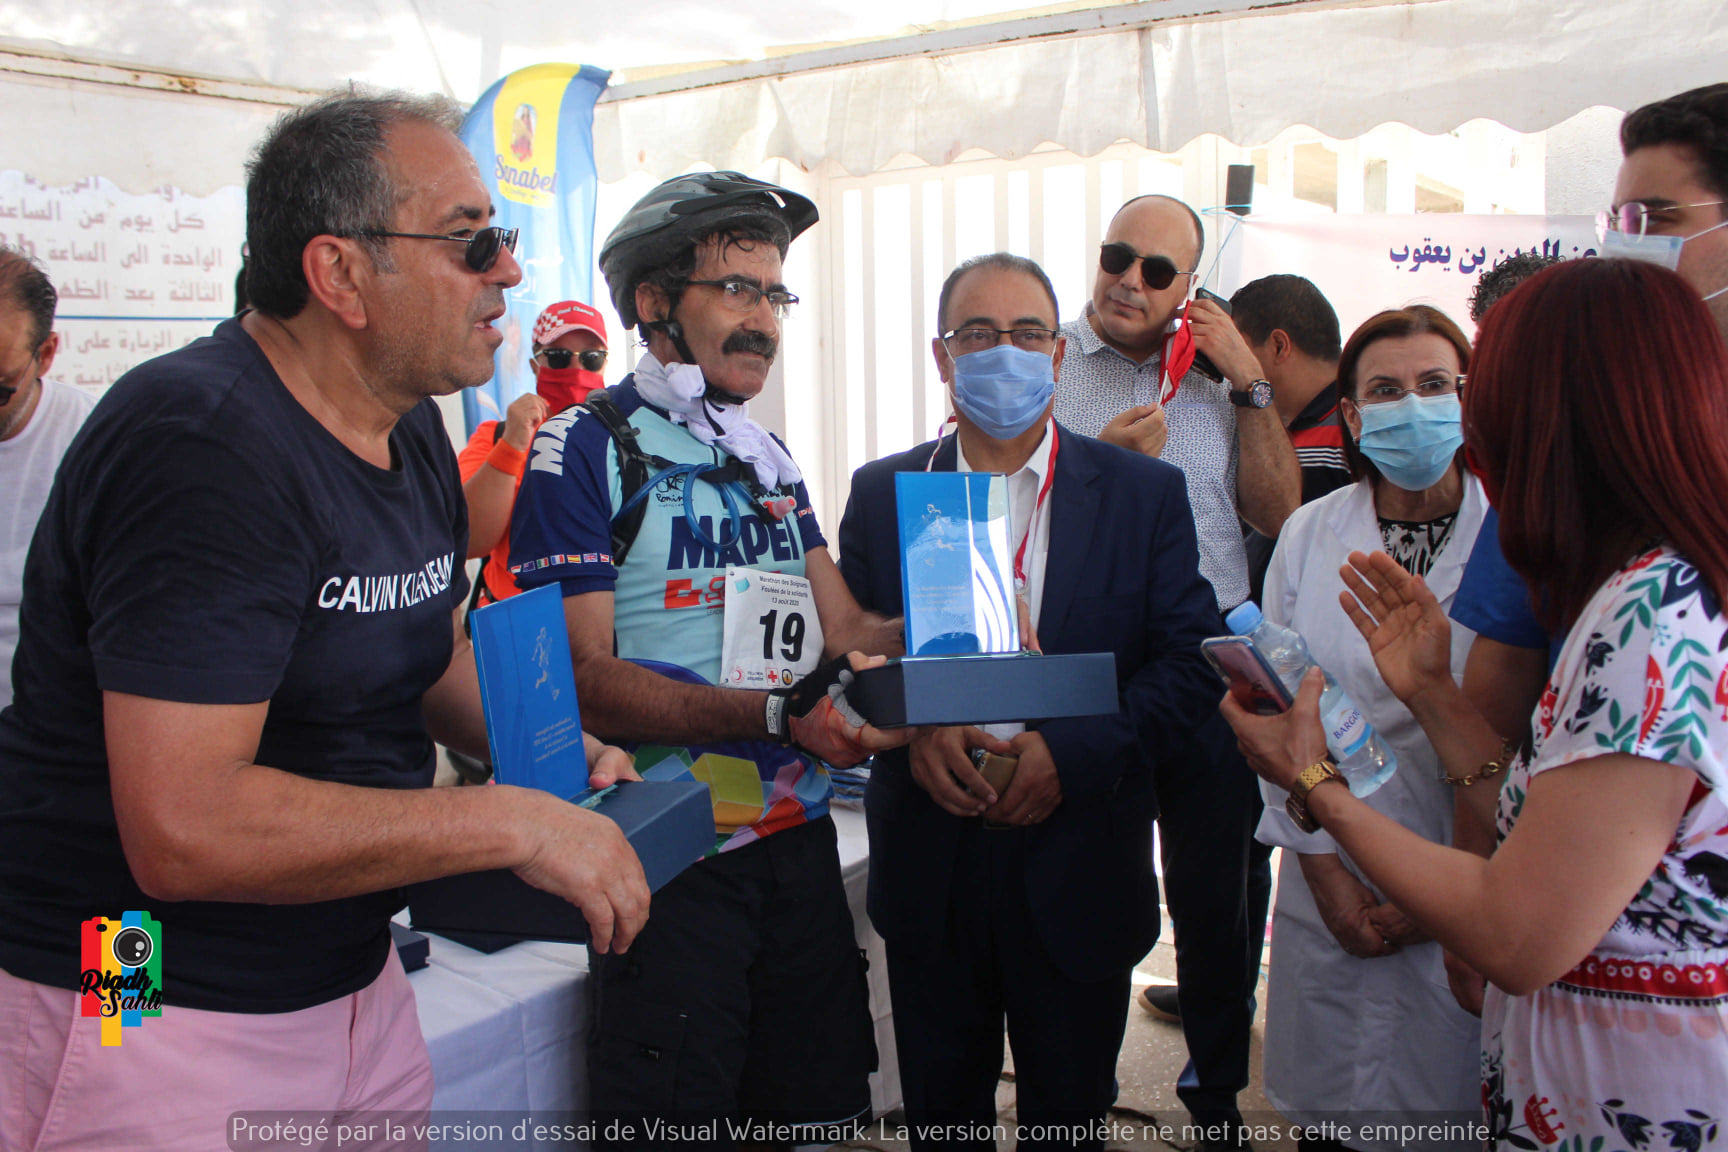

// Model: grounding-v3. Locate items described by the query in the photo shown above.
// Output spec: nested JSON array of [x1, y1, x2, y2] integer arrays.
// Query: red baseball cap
[[532, 300, 607, 349]]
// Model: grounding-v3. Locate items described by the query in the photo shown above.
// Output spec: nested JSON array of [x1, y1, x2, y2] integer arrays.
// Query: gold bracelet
[[1446, 738, 1517, 788]]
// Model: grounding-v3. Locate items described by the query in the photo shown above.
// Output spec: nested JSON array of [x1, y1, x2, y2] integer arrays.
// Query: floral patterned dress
[[1484, 548, 1728, 1152]]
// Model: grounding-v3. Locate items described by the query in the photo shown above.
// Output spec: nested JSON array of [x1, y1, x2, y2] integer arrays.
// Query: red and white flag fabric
[[1160, 301, 1197, 404]]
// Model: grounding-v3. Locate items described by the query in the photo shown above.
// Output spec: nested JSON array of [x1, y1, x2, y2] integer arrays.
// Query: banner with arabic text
[[0, 171, 244, 395], [459, 63, 610, 438], [1213, 214, 1598, 338]]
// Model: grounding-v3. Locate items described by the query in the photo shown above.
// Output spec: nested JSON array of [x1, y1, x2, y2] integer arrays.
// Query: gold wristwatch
[[1285, 759, 1346, 834]]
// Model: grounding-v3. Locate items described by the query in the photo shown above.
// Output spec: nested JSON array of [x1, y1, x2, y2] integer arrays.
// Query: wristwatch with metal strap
[[1285, 758, 1346, 833]]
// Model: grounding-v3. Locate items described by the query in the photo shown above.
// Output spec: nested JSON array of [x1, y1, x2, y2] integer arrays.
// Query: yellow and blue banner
[[459, 63, 610, 437]]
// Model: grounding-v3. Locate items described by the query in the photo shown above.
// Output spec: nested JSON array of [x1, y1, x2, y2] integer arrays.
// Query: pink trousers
[[0, 949, 433, 1152]]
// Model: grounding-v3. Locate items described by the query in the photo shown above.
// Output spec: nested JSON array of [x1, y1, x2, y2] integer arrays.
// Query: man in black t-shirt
[[0, 93, 649, 1150]]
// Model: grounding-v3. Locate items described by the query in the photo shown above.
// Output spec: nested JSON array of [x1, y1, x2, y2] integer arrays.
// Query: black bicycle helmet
[[599, 171, 819, 331]]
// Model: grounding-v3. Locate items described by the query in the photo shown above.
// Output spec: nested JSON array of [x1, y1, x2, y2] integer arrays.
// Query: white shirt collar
[[954, 420, 1055, 482]]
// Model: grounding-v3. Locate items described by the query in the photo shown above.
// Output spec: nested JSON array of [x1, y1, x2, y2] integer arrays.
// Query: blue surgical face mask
[[1353, 392, 1463, 492], [1597, 228, 1686, 270], [1597, 220, 1728, 301], [950, 344, 1055, 440]]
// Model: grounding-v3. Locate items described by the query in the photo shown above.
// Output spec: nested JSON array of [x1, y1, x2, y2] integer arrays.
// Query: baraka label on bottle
[[1322, 698, 1371, 759]]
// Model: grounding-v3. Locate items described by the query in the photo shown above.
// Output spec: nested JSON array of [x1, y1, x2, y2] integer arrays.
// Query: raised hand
[[1338, 550, 1456, 706]]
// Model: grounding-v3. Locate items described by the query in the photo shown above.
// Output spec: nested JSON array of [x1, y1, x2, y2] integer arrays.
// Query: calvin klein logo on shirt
[[317, 552, 456, 614]]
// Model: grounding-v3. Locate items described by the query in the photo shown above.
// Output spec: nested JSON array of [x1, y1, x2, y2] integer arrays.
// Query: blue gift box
[[389, 921, 430, 971], [850, 651, 1118, 729], [468, 583, 588, 799], [419, 586, 714, 946], [406, 779, 713, 947]]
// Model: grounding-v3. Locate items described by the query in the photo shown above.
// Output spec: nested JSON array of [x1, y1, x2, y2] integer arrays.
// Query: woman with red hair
[[1223, 258, 1728, 1148]]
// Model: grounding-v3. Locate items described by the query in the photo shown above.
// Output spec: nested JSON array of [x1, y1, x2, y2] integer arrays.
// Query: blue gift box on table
[[406, 779, 712, 948], [407, 585, 713, 948]]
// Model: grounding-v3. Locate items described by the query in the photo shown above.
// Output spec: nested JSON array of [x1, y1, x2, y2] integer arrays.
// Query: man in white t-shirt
[[0, 247, 96, 707]]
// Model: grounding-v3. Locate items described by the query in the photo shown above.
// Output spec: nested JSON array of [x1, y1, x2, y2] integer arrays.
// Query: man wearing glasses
[[837, 252, 1221, 1145], [1600, 83, 1728, 344], [0, 93, 650, 1150], [459, 299, 609, 609], [511, 172, 905, 1141], [1053, 194, 1298, 1144]]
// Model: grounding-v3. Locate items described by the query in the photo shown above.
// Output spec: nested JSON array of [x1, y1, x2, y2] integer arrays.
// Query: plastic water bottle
[[1224, 601, 1397, 797]]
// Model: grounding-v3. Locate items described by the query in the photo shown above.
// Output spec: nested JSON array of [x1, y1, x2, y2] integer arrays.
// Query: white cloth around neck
[[631, 351, 801, 492]]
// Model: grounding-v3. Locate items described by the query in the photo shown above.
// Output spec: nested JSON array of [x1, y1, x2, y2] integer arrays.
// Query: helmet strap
[[647, 310, 752, 408]]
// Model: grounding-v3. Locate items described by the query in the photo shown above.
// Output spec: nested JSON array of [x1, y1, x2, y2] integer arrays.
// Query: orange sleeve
[[457, 421, 502, 484]]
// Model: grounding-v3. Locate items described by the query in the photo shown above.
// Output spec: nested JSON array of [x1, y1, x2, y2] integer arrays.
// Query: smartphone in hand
[[1191, 288, 1233, 383], [1201, 636, 1293, 715]]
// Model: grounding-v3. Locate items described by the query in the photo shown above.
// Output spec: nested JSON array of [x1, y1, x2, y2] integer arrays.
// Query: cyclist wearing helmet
[[511, 172, 905, 1139]]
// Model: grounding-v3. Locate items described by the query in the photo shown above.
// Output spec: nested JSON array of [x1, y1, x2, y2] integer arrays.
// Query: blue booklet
[[895, 471, 1018, 656], [468, 583, 586, 798]]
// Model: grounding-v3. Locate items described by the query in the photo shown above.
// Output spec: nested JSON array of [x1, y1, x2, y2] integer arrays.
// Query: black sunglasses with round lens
[[360, 225, 520, 273], [1098, 243, 1193, 291], [537, 348, 608, 372]]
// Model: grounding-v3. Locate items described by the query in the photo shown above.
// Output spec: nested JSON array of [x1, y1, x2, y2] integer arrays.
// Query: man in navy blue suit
[[838, 253, 1223, 1148]]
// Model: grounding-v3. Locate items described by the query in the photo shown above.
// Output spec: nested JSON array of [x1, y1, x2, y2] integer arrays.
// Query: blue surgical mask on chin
[[950, 344, 1055, 440], [1354, 393, 1463, 492]]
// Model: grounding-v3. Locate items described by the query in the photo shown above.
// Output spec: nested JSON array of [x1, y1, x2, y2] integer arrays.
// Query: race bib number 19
[[719, 566, 823, 690]]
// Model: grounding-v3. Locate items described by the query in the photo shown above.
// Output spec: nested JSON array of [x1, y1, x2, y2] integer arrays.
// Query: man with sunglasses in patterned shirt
[[1053, 194, 1298, 1146]]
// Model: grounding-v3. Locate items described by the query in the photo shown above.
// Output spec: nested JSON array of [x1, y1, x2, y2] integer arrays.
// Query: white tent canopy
[[592, 0, 1728, 180], [3, 0, 1726, 193]]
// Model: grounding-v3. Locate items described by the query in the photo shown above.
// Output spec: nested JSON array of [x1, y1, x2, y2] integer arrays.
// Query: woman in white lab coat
[[1256, 305, 1485, 1152]]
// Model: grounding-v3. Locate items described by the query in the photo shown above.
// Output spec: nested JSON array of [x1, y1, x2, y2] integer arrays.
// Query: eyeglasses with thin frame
[[359, 225, 520, 273], [1359, 373, 1464, 405], [535, 347, 608, 372], [686, 277, 799, 319], [1098, 243, 1196, 291], [941, 326, 1060, 357], [1597, 200, 1727, 240]]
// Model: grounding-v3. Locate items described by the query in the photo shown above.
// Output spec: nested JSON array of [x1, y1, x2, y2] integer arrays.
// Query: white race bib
[[719, 566, 824, 691]]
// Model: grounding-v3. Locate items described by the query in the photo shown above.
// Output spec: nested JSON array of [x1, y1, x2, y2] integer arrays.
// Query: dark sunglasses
[[536, 347, 607, 372], [361, 226, 519, 273], [1098, 242, 1194, 291]]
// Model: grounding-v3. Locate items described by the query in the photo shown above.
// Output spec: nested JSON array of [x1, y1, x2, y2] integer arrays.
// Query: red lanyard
[[1012, 425, 1059, 588]]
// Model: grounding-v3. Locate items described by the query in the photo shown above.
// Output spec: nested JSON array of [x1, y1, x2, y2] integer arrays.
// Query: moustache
[[722, 329, 777, 362]]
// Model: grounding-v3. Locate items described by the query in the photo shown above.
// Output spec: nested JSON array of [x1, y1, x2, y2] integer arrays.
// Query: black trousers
[[1156, 711, 1261, 1127], [586, 816, 876, 1148], [884, 822, 1131, 1152]]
